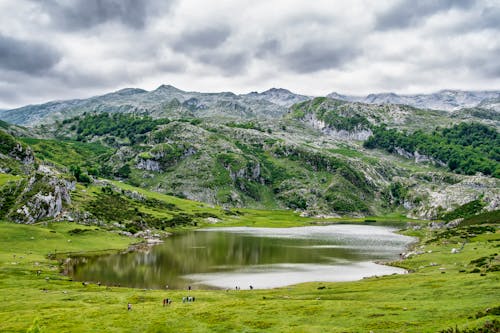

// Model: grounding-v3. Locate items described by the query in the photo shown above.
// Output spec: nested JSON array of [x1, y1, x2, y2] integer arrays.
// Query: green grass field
[[0, 173, 22, 186], [19, 138, 112, 169], [0, 216, 498, 332]]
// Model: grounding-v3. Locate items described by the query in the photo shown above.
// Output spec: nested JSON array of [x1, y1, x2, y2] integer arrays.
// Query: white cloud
[[0, 0, 498, 108]]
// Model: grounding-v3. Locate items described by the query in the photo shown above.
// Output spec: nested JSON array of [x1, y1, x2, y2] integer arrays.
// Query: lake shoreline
[[68, 224, 416, 290], [2, 220, 497, 332]]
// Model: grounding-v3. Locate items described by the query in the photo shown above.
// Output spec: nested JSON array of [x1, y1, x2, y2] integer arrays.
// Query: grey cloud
[[172, 26, 231, 53], [170, 25, 242, 74], [0, 34, 60, 74], [466, 46, 500, 78], [282, 42, 359, 73], [0, 70, 64, 107], [376, 0, 475, 30], [428, 5, 500, 34], [1, 0, 499, 109], [284, 12, 335, 28], [413, 41, 500, 80], [0, 62, 135, 108], [155, 61, 187, 74], [481, 62, 500, 78], [38, 0, 174, 30], [256, 39, 281, 58], [0, 84, 20, 105], [477, 6, 500, 30], [53, 68, 131, 89], [198, 52, 248, 75]]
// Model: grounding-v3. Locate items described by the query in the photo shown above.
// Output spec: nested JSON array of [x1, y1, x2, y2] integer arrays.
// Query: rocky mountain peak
[[262, 88, 293, 95], [155, 84, 185, 93], [244, 88, 310, 107]]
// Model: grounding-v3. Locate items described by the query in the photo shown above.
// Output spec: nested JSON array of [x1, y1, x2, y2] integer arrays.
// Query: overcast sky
[[0, 0, 499, 108]]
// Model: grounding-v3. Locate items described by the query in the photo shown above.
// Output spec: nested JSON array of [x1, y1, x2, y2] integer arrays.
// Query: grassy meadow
[[0, 213, 498, 332]]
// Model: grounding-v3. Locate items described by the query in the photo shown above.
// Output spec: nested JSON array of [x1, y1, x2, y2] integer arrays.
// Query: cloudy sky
[[0, 0, 499, 108]]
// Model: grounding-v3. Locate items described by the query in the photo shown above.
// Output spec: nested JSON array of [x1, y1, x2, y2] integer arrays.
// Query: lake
[[68, 225, 414, 289]]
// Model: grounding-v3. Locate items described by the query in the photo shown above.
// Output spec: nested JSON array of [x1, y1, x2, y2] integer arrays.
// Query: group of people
[[234, 285, 253, 290], [128, 296, 194, 311], [126, 284, 255, 310]]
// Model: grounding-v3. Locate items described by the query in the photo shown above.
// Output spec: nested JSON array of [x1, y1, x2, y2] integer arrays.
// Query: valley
[[0, 86, 498, 332], [2, 0, 499, 331]]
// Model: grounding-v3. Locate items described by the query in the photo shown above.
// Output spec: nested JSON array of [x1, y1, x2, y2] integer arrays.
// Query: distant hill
[[0, 85, 310, 127], [327, 90, 500, 111], [478, 96, 500, 112], [0, 88, 498, 224], [2, 86, 499, 127]]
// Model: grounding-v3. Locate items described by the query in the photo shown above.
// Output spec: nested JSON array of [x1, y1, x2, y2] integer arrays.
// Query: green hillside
[[364, 123, 500, 177], [2, 99, 499, 225], [0, 93, 498, 332]]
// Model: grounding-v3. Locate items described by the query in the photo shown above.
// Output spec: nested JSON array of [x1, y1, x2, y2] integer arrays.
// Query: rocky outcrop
[[394, 148, 446, 167], [227, 162, 262, 183], [137, 158, 162, 172], [136, 145, 197, 172], [9, 143, 35, 165], [304, 113, 372, 141], [406, 175, 500, 219], [8, 173, 75, 224], [0, 130, 36, 174]]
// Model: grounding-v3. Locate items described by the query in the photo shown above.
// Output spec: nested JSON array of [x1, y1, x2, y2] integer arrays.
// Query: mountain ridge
[[0, 85, 309, 126], [0, 95, 498, 225], [327, 89, 500, 111], [1, 85, 499, 126]]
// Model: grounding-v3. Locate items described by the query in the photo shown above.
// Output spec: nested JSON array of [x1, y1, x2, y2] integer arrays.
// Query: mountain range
[[327, 90, 500, 111], [0, 86, 310, 126], [1, 86, 499, 127], [0, 84, 498, 227]]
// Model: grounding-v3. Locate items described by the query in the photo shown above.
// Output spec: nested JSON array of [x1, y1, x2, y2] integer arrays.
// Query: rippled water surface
[[69, 225, 414, 289]]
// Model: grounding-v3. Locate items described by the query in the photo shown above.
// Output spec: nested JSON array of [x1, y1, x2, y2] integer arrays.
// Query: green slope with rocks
[[0, 92, 499, 227]]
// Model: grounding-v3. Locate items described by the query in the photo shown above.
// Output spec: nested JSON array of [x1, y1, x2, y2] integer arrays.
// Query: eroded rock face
[[136, 158, 162, 172], [406, 175, 500, 219], [136, 146, 198, 172], [304, 113, 372, 141], [394, 148, 446, 167], [9, 173, 75, 224], [0, 138, 35, 174], [227, 162, 262, 183], [323, 128, 373, 141], [10, 143, 34, 165]]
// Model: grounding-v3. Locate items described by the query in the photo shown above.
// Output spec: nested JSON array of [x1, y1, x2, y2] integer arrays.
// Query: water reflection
[[69, 225, 414, 289]]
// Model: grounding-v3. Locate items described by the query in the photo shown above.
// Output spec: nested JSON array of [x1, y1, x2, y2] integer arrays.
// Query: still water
[[69, 225, 414, 289]]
